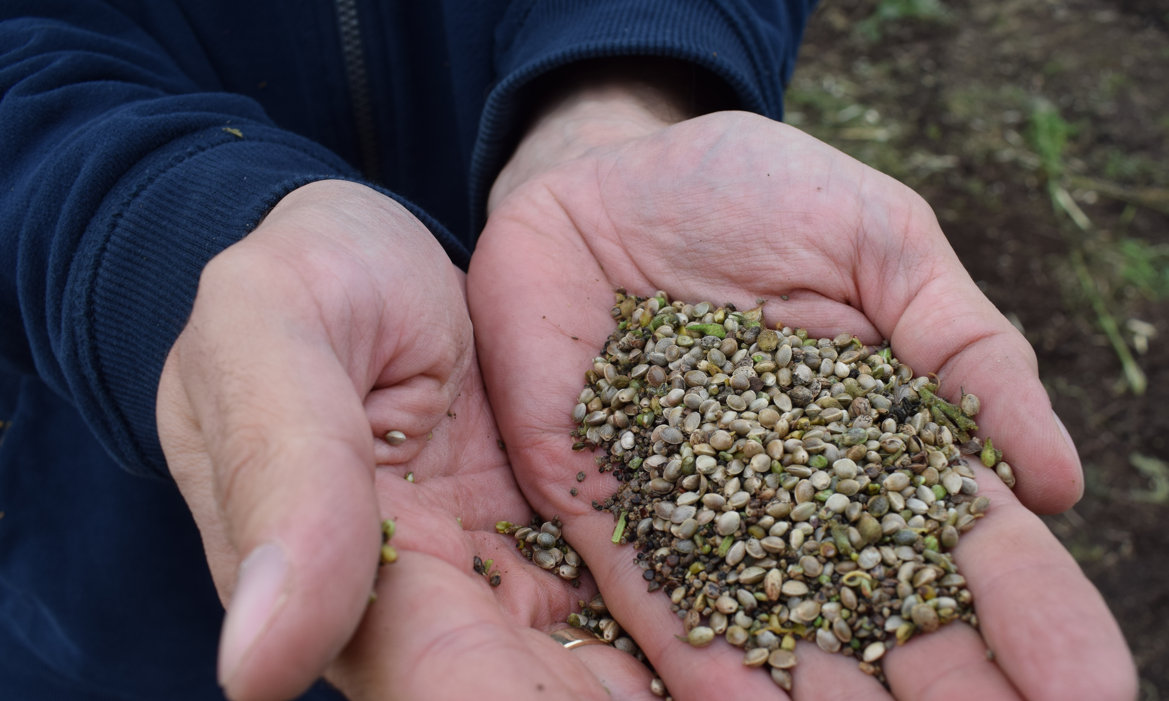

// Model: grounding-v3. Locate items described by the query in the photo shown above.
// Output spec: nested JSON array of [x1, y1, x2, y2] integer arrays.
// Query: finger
[[365, 279, 475, 467], [366, 375, 456, 465], [881, 265, 1081, 513], [368, 352, 512, 496], [163, 269, 383, 701], [546, 627, 662, 701], [939, 461, 1137, 700], [789, 642, 893, 701], [884, 622, 1021, 701], [335, 550, 610, 701]]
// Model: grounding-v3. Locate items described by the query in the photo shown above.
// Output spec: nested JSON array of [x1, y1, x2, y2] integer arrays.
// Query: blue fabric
[[0, 376, 347, 699], [0, 1, 815, 697]]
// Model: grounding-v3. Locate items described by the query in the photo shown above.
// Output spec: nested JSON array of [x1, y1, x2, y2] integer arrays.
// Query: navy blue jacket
[[0, 1, 814, 697]]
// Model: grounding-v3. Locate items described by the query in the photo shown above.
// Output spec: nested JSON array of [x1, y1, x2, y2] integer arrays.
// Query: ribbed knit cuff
[[468, 0, 808, 226]]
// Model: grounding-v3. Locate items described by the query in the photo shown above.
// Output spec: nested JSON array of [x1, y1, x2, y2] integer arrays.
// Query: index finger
[[944, 461, 1135, 699]]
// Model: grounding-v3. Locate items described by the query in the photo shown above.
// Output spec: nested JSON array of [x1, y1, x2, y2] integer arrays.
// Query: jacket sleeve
[[468, 0, 818, 220], [0, 1, 440, 478]]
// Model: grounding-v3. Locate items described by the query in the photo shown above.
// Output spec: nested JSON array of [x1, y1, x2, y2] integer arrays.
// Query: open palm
[[157, 181, 657, 701], [467, 112, 1133, 700], [328, 357, 660, 701]]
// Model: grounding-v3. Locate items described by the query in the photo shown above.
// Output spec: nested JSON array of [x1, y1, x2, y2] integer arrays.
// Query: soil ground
[[787, 1, 1169, 696]]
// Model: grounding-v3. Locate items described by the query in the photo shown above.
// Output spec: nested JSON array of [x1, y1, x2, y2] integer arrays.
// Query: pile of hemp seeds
[[570, 290, 1011, 691]]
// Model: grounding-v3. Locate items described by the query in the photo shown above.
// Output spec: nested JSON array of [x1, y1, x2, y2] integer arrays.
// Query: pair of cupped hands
[[157, 76, 1136, 701]]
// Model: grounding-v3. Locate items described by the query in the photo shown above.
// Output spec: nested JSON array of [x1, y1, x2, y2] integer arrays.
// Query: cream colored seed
[[687, 626, 715, 647], [743, 647, 770, 667], [767, 648, 798, 670]]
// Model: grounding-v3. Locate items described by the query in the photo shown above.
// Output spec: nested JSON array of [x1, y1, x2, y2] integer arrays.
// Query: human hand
[[326, 359, 663, 701], [156, 180, 659, 701], [467, 101, 1136, 699]]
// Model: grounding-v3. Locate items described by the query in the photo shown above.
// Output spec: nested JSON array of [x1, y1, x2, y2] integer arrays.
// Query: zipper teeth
[[334, 0, 380, 180]]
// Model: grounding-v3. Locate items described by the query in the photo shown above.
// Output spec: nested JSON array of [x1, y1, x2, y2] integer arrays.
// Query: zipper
[[334, 0, 380, 181]]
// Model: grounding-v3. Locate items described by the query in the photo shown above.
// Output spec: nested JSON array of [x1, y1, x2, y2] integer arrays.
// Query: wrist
[[488, 58, 735, 212]]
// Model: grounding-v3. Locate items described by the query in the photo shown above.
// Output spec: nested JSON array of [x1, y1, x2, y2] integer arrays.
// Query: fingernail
[[1053, 410, 1077, 453], [218, 542, 289, 688]]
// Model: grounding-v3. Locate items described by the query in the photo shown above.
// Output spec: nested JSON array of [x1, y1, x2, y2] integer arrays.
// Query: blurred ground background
[[787, 0, 1169, 697]]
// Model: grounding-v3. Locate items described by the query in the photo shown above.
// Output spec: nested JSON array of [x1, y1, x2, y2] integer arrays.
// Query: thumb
[[159, 272, 382, 701], [211, 379, 380, 701]]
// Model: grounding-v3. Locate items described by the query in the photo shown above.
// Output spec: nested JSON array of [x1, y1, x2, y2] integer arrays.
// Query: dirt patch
[[788, 1, 1169, 696]]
